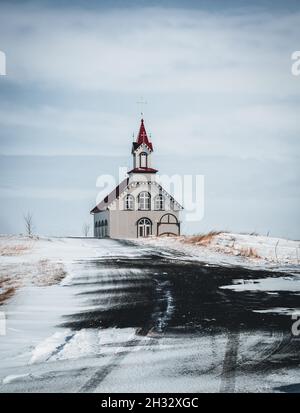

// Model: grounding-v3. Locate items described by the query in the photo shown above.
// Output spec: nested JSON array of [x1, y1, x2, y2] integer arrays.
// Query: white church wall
[[128, 173, 157, 184], [109, 210, 180, 239]]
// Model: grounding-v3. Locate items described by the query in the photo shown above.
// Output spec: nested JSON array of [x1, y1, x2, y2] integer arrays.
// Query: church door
[[137, 218, 152, 237]]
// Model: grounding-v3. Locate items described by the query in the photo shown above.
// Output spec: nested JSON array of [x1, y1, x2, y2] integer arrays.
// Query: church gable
[[91, 180, 183, 213]]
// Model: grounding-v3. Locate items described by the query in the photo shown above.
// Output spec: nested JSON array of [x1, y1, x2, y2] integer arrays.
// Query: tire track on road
[[79, 330, 155, 393], [219, 330, 240, 393]]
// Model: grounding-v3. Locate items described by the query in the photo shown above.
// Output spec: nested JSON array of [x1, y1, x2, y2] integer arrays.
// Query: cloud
[[0, 2, 299, 160], [0, 106, 133, 155], [0, 4, 299, 94]]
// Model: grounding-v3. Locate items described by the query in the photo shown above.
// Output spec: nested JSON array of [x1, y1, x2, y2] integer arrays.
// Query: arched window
[[139, 152, 148, 168], [138, 191, 151, 210], [137, 218, 152, 237], [155, 194, 165, 210], [104, 219, 108, 237], [100, 220, 104, 238], [157, 213, 180, 237], [124, 194, 134, 210]]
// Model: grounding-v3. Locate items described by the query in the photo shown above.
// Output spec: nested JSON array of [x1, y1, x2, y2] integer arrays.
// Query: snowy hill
[[135, 232, 300, 271]]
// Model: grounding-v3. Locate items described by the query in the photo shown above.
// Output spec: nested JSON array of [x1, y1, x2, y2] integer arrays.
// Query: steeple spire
[[136, 119, 153, 151]]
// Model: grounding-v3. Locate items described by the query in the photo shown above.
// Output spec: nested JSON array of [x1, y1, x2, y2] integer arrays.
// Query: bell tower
[[129, 118, 158, 176]]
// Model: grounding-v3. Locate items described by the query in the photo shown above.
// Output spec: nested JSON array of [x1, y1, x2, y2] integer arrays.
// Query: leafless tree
[[24, 212, 34, 236], [82, 223, 90, 237]]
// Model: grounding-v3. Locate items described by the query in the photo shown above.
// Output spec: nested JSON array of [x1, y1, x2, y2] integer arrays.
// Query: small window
[[139, 152, 148, 168], [124, 194, 134, 210], [138, 191, 151, 210], [155, 194, 165, 210]]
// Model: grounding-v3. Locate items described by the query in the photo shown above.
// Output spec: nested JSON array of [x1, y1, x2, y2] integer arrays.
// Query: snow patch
[[3, 373, 32, 385], [30, 327, 137, 363], [253, 308, 300, 315], [220, 276, 300, 292], [30, 331, 71, 364]]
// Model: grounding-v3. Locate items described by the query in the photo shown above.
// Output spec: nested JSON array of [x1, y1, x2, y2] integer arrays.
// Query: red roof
[[90, 178, 129, 213], [128, 167, 158, 174], [135, 119, 153, 151]]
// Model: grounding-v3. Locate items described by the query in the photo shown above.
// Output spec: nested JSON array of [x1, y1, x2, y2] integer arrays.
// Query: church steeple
[[136, 119, 153, 151], [129, 118, 158, 174], [132, 118, 153, 153]]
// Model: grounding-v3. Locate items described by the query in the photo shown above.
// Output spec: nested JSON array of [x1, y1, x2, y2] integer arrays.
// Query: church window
[[137, 218, 152, 237], [138, 191, 151, 210], [139, 152, 148, 168], [155, 194, 165, 210], [124, 194, 134, 210]]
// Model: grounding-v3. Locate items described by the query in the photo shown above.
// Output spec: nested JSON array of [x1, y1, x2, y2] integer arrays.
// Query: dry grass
[[183, 231, 222, 246], [238, 247, 260, 259], [0, 286, 16, 305], [0, 244, 31, 256], [0, 275, 20, 305], [0, 258, 67, 305], [33, 259, 67, 286], [180, 231, 262, 261]]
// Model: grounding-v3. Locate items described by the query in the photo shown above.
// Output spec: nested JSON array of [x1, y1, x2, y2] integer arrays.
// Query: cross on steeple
[[136, 97, 147, 118]]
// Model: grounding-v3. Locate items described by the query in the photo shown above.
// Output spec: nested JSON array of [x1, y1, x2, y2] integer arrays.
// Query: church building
[[91, 118, 183, 238]]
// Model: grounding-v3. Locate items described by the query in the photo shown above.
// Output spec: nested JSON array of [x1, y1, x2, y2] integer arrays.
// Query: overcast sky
[[0, 0, 299, 238]]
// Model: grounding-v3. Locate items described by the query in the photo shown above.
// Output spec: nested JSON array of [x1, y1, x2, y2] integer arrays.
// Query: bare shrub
[[24, 212, 34, 236], [82, 223, 90, 237]]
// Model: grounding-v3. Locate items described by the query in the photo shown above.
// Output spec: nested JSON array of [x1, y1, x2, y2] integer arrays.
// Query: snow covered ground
[[135, 232, 300, 271], [0, 235, 141, 302], [0, 236, 103, 305]]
